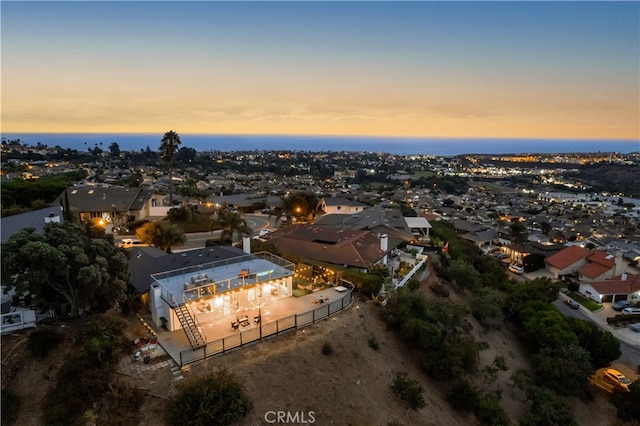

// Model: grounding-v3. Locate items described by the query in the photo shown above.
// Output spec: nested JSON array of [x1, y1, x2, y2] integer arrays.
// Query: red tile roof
[[545, 246, 591, 270], [579, 251, 616, 279], [586, 251, 616, 267], [590, 273, 640, 295], [268, 224, 386, 269], [579, 262, 611, 279]]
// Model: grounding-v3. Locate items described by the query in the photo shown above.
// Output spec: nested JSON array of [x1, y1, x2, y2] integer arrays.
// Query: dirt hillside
[[2, 281, 619, 425]]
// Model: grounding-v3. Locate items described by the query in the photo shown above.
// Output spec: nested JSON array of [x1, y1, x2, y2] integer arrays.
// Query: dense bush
[[519, 385, 577, 426], [368, 335, 379, 351], [391, 372, 426, 410], [43, 355, 109, 425], [27, 328, 63, 359], [531, 344, 593, 398], [1, 387, 21, 426], [474, 391, 510, 426], [341, 268, 383, 296], [168, 367, 252, 426], [430, 282, 450, 297], [610, 380, 640, 423], [82, 316, 129, 366], [447, 379, 478, 412]]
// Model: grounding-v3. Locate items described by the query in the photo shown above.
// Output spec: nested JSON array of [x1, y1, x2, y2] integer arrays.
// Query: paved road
[[172, 213, 274, 251], [114, 213, 275, 251]]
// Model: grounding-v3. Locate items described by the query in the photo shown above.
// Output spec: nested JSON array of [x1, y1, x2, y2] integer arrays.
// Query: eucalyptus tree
[[159, 130, 182, 205], [1, 222, 128, 316]]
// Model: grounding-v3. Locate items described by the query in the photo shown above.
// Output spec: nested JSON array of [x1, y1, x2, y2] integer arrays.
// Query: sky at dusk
[[2, 1, 639, 141]]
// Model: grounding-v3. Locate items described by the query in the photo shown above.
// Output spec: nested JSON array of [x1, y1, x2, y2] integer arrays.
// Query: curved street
[[163, 213, 274, 252]]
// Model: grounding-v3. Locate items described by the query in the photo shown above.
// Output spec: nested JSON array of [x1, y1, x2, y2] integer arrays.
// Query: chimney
[[243, 235, 251, 254], [44, 212, 61, 224], [614, 250, 624, 277], [380, 234, 389, 265]]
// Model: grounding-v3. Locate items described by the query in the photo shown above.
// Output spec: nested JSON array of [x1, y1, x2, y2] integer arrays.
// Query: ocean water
[[2, 133, 638, 156]]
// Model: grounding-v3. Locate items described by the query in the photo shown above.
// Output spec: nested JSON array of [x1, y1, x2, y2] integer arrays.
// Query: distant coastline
[[2, 133, 638, 156]]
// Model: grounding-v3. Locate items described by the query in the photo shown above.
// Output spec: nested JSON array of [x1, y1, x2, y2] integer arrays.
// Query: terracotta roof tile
[[590, 273, 640, 295], [268, 224, 385, 269], [579, 262, 611, 279], [545, 246, 591, 269]]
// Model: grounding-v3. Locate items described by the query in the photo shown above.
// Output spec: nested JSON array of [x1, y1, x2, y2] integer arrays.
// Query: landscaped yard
[[171, 212, 218, 233], [568, 291, 603, 312]]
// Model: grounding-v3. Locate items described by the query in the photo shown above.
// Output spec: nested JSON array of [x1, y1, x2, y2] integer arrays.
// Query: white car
[[508, 264, 524, 275], [622, 307, 640, 315], [258, 229, 271, 237], [118, 238, 149, 248]]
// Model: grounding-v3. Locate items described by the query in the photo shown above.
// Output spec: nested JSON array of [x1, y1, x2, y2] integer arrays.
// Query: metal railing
[[153, 251, 295, 308], [178, 282, 355, 367]]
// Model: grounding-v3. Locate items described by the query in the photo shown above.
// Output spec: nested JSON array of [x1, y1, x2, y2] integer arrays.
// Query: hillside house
[[544, 245, 592, 279], [579, 273, 640, 304], [128, 244, 294, 348]]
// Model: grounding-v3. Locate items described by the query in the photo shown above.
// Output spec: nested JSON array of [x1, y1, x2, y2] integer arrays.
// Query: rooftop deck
[[151, 252, 294, 307]]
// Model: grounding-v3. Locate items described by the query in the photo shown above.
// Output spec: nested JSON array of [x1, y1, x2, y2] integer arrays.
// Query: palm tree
[[274, 191, 319, 227], [159, 130, 182, 205], [215, 207, 252, 245], [509, 220, 528, 245]]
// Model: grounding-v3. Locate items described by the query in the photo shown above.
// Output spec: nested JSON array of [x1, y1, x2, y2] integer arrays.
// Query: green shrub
[[168, 367, 252, 426], [322, 342, 333, 356], [406, 279, 420, 291], [27, 328, 63, 359], [43, 355, 109, 425], [368, 335, 379, 351], [430, 282, 450, 297], [447, 380, 479, 413], [1, 387, 20, 426], [391, 372, 426, 410], [475, 391, 510, 426]]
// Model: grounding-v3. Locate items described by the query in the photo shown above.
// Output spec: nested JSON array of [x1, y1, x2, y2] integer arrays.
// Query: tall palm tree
[[509, 220, 528, 245], [159, 130, 182, 205], [215, 207, 252, 245]]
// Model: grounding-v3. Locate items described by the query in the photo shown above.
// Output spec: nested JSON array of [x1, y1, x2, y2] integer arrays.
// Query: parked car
[[622, 307, 640, 315], [612, 300, 633, 311], [604, 368, 632, 391], [508, 264, 524, 275], [564, 298, 580, 309], [630, 322, 640, 333], [118, 238, 149, 249], [258, 229, 271, 237]]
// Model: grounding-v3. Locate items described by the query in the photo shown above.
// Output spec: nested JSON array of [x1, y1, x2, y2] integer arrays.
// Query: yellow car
[[604, 368, 632, 391]]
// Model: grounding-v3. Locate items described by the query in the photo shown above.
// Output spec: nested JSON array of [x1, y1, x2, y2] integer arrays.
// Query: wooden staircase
[[175, 304, 206, 348]]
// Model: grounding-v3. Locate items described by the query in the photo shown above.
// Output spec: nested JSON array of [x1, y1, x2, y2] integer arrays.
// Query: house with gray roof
[[0, 206, 64, 242], [314, 204, 414, 250], [56, 186, 160, 224]]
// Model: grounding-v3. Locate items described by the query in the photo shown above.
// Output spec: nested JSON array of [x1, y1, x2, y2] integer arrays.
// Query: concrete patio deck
[[142, 285, 353, 366]]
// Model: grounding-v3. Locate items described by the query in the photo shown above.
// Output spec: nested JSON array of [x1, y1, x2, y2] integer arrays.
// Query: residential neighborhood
[[2, 140, 640, 424]]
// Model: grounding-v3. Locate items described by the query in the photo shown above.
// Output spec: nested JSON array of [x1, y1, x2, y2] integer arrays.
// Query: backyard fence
[[179, 282, 355, 367]]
